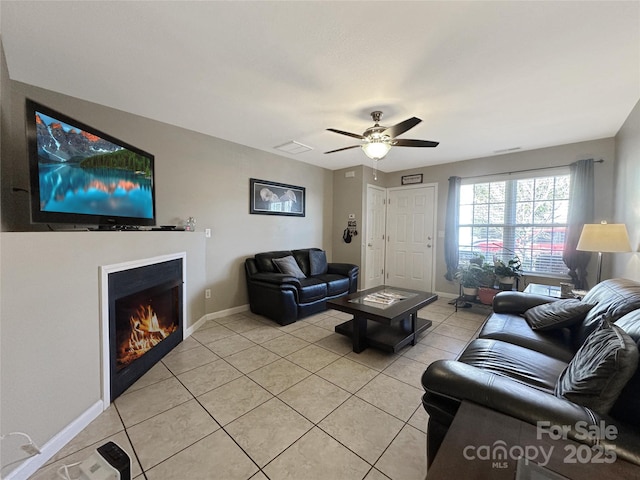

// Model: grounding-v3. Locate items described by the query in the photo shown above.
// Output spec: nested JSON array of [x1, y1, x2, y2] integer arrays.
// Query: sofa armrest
[[244, 270, 301, 325], [327, 263, 358, 277], [492, 291, 558, 314], [422, 360, 597, 439], [328, 263, 359, 293], [422, 359, 640, 465]]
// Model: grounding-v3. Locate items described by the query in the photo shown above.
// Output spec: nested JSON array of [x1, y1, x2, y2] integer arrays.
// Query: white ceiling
[[2, 1, 639, 173]]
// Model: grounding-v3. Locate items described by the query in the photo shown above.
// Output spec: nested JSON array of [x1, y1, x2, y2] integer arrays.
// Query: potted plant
[[455, 260, 484, 300], [469, 254, 485, 266], [494, 255, 522, 290], [478, 262, 497, 288], [477, 263, 499, 304]]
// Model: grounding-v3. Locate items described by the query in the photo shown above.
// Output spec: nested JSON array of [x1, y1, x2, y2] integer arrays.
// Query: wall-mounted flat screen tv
[[26, 99, 156, 228]]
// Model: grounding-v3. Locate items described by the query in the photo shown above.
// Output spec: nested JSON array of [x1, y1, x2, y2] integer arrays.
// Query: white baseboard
[[7, 306, 250, 480], [3, 400, 103, 480], [184, 304, 250, 336], [435, 290, 458, 300]]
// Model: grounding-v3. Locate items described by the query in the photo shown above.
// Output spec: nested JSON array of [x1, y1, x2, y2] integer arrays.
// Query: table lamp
[[576, 221, 631, 284]]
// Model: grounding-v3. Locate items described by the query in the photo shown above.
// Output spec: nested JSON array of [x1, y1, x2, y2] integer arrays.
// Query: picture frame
[[249, 178, 306, 217], [401, 174, 423, 185]]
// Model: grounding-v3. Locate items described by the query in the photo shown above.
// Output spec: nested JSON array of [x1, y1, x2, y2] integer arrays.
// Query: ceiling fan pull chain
[[372, 159, 378, 181]]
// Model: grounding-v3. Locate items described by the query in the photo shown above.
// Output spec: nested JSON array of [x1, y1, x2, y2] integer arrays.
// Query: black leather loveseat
[[245, 248, 359, 325], [422, 278, 640, 467]]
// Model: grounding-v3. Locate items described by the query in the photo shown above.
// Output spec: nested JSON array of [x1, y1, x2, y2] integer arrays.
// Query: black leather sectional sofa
[[422, 278, 640, 467], [245, 248, 359, 325]]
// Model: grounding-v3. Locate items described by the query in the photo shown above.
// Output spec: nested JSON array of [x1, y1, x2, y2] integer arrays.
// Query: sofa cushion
[[524, 299, 595, 331], [555, 320, 639, 415], [609, 310, 640, 428], [292, 249, 312, 276], [315, 274, 349, 296], [478, 313, 575, 362], [255, 251, 293, 273], [309, 249, 329, 275], [575, 278, 640, 348], [459, 338, 569, 393], [272, 255, 306, 278], [615, 309, 640, 344], [297, 277, 328, 303]]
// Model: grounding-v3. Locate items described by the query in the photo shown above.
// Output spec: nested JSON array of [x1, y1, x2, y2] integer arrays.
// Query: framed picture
[[401, 174, 423, 185], [249, 178, 306, 217]]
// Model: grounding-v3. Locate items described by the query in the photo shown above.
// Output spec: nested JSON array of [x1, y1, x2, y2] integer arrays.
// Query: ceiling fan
[[324, 111, 439, 161]]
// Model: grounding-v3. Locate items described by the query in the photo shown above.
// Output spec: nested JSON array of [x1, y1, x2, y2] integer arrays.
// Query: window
[[458, 172, 570, 275]]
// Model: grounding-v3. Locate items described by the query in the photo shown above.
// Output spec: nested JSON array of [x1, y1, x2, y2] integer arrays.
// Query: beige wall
[[1, 34, 6, 230], [0, 35, 5, 475], [331, 164, 389, 288], [331, 166, 364, 270], [613, 99, 640, 279]]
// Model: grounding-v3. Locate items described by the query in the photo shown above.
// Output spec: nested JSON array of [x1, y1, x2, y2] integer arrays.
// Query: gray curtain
[[563, 159, 594, 289], [444, 176, 461, 281]]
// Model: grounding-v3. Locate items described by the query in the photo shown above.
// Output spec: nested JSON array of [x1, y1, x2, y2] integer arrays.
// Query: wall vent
[[494, 146, 522, 154], [274, 141, 313, 154]]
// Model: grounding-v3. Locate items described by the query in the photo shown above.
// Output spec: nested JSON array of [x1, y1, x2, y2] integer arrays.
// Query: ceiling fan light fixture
[[361, 141, 391, 160], [325, 110, 437, 160]]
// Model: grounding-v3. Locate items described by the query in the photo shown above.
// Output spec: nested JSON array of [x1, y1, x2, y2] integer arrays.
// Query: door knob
[[367, 243, 373, 247]]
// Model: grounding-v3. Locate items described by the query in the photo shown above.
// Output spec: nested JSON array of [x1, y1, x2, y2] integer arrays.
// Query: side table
[[451, 281, 518, 312], [524, 283, 562, 298]]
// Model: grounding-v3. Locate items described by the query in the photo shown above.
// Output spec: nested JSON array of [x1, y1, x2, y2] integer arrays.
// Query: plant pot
[[478, 287, 500, 305], [462, 286, 478, 300], [498, 276, 515, 290]]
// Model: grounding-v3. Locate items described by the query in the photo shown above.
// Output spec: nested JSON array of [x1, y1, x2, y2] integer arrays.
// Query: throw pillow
[[309, 250, 328, 275], [272, 255, 306, 279], [554, 320, 639, 414], [524, 299, 594, 331]]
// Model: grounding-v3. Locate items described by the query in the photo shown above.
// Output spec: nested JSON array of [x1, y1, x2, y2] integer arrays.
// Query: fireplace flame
[[117, 304, 177, 368]]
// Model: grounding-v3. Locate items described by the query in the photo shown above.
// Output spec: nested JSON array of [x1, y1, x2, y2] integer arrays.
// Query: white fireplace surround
[[100, 252, 187, 408]]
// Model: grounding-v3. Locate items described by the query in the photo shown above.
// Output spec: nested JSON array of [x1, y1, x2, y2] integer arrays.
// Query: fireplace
[[101, 254, 185, 403]]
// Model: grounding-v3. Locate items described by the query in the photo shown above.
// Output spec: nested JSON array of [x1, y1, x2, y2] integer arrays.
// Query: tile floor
[[32, 298, 490, 480]]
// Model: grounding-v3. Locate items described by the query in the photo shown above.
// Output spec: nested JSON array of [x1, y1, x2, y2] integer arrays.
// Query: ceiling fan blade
[[384, 117, 421, 138], [327, 128, 364, 140], [324, 145, 361, 154], [394, 139, 439, 148]]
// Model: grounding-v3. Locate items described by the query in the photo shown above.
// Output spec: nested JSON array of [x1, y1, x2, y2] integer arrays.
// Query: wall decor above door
[[401, 173, 423, 185]]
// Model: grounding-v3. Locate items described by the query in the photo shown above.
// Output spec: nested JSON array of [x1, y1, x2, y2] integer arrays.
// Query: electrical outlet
[[205, 289, 211, 299], [21, 443, 40, 456]]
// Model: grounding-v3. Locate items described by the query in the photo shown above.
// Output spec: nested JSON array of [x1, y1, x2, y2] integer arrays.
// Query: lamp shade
[[361, 141, 391, 160], [576, 223, 632, 253]]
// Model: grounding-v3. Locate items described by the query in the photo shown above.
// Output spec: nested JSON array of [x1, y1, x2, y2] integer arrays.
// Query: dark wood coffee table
[[327, 286, 437, 353]]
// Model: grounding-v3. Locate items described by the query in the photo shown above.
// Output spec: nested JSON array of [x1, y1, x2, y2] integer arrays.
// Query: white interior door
[[364, 185, 387, 289], [385, 185, 436, 292]]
